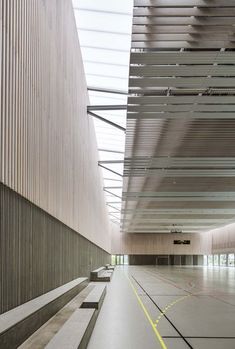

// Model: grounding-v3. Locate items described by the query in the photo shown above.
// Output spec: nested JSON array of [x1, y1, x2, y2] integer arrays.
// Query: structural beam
[[87, 86, 128, 95], [98, 163, 123, 177], [88, 111, 126, 132], [88, 105, 127, 111]]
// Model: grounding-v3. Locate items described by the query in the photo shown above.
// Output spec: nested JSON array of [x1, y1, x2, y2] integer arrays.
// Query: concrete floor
[[88, 266, 235, 349]]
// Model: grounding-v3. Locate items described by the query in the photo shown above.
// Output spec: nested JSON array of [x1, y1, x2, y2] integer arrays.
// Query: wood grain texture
[[209, 224, 235, 253], [111, 229, 212, 255], [0, 0, 111, 251]]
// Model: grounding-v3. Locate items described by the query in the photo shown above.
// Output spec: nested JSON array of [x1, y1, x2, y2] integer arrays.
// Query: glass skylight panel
[[72, 0, 133, 224], [88, 91, 127, 106], [73, 0, 132, 14], [79, 48, 129, 67], [85, 63, 128, 80], [77, 31, 131, 52], [87, 76, 127, 91]]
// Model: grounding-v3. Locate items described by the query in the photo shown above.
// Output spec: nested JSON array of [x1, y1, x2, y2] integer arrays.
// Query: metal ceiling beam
[[130, 65, 235, 78], [132, 25, 235, 35], [127, 112, 235, 120], [122, 0, 235, 234], [121, 230, 204, 233], [122, 192, 235, 198], [123, 170, 235, 177], [128, 96, 235, 104], [88, 111, 126, 131], [130, 52, 235, 65], [98, 163, 123, 177], [123, 156, 235, 163], [104, 189, 122, 199], [107, 205, 121, 212], [133, 17, 235, 26], [132, 41, 235, 49], [88, 105, 127, 111], [99, 149, 124, 155], [111, 220, 120, 225], [121, 218, 229, 223], [122, 209, 235, 214], [133, 8, 235, 16], [103, 186, 122, 189], [129, 77, 235, 88], [128, 105, 235, 113], [109, 213, 121, 220], [134, 0, 235, 7], [122, 197, 235, 202], [87, 86, 128, 95], [99, 160, 124, 164]]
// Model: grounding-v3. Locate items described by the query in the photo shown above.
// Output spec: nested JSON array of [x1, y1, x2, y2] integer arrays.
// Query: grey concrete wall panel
[[193, 255, 203, 265], [185, 255, 194, 266], [129, 255, 157, 265], [0, 183, 110, 314], [174, 255, 182, 266], [128, 254, 202, 265], [197, 255, 204, 265]]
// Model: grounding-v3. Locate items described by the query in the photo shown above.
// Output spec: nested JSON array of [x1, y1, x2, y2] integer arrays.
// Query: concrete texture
[[0, 278, 88, 349], [45, 308, 95, 349], [0, 183, 110, 314], [19, 285, 95, 349]]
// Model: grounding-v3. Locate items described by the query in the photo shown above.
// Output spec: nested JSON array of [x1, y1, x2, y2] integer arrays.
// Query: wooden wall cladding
[[209, 223, 235, 253], [111, 230, 212, 255], [0, 0, 111, 251], [0, 182, 110, 314]]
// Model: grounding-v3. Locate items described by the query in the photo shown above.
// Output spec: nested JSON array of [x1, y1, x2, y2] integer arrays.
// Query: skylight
[[72, 0, 133, 225]]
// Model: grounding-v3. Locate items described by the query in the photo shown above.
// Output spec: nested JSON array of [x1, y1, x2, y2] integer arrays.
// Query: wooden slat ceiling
[[122, 0, 235, 233]]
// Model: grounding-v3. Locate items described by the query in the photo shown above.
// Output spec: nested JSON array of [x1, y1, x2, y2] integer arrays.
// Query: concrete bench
[[105, 264, 115, 270], [91, 266, 105, 276], [0, 277, 88, 349], [90, 267, 113, 282], [45, 308, 96, 349], [81, 285, 106, 310]]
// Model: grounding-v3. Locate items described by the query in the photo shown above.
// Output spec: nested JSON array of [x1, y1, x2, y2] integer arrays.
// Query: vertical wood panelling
[[0, 182, 110, 314], [0, 0, 111, 251], [208, 223, 235, 254], [111, 229, 212, 255]]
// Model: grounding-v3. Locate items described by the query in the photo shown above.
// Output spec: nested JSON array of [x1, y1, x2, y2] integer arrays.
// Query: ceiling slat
[[122, 0, 235, 233]]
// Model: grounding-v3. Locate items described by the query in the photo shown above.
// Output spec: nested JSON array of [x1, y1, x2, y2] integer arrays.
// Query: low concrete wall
[[129, 254, 204, 266], [0, 183, 110, 314]]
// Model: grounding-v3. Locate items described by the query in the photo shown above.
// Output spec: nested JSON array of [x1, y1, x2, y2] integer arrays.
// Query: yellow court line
[[155, 290, 204, 326], [155, 294, 190, 325], [127, 276, 168, 349]]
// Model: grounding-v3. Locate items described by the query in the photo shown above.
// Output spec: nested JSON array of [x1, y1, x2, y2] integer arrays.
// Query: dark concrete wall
[[129, 255, 156, 265], [0, 183, 110, 314], [129, 254, 203, 266]]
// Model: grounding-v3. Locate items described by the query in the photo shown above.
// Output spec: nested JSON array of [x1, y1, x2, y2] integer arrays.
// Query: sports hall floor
[[88, 265, 235, 349]]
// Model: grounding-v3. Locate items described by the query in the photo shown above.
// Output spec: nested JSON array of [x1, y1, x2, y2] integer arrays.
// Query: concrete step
[[0, 277, 88, 349], [90, 266, 113, 282], [81, 285, 106, 310], [45, 308, 95, 349]]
